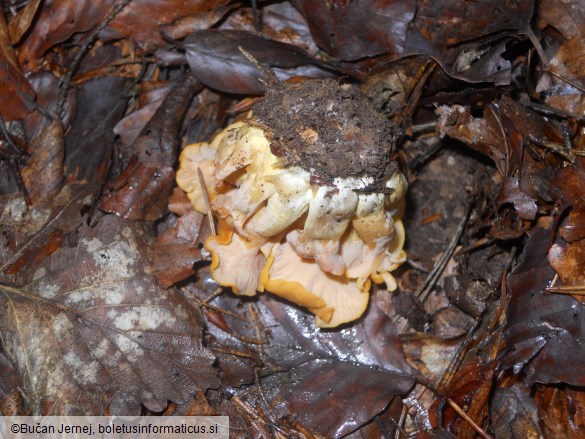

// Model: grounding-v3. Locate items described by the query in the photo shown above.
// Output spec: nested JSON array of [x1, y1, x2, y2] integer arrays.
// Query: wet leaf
[[429, 363, 494, 436], [198, 288, 415, 437], [0, 8, 34, 120], [0, 211, 218, 415], [410, 0, 534, 48], [64, 76, 131, 185], [106, 0, 230, 47], [17, 0, 115, 71], [560, 209, 585, 242], [264, 359, 412, 438], [113, 81, 172, 147], [405, 0, 534, 83], [548, 238, 585, 290], [17, 0, 231, 71], [538, 0, 585, 40], [181, 29, 334, 95], [159, 5, 238, 40], [100, 75, 200, 220], [361, 55, 437, 122], [497, 177, 538, 221], [547, 36, 585, 91], [20, 119, 64, 204], [22, 72, 76, 142], [292, 0, 416, 61], [436, 104, 508, 175], [536, 385, 585, 437], [401, 332, 463, 381], [491, 384, 543, 439], [152, 189, 210, 288], [501, 227, 585, 385]]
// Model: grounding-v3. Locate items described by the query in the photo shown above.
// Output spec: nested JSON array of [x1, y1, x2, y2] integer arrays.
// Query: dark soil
[[252, 78, 400, 182]]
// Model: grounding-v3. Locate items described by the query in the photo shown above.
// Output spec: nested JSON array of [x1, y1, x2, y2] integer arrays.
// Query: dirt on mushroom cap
[[252, 78, 400, 182]]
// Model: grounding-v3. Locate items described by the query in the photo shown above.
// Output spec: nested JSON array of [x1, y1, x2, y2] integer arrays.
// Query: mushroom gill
[[177, 79, 407, 327]]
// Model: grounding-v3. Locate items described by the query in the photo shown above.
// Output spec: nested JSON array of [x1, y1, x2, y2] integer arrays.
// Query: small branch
[[238, 46, 278, 87], [197, 167, 217, 236], [446, 398, 493, 439], [417, 201, 472, 302]]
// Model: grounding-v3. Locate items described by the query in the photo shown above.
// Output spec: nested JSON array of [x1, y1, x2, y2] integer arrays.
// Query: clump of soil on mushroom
[[252, 78, 400, 182]]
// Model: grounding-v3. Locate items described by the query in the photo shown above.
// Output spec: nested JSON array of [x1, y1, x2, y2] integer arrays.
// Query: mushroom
[[177, 78, 407, 327]]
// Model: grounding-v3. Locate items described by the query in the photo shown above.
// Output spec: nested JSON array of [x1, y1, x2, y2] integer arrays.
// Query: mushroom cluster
[[177, 79, 407, 327]]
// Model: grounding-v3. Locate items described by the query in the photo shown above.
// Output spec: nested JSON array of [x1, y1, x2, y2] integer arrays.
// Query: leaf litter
[[0, 0, 585, 436]]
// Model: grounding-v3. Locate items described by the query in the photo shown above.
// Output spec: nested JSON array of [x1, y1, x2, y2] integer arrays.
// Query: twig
[[446, 398, 493, 439], [210, 346, 262, 363], [393, 404, 408, 439], [528, 134, 576, 163], [238, 46, 279, 87], [202, 286, 223, 303], [56, 0, 133, 118], [524, 26, 549, 69], [455, 236, 493, 255], [529, 101, 585, 123], [492, 106, 511, 176], [197, 167, 217, 236], [200, 301, 248, 321], [0, 147, 31, 206], [417, 202, 472, 302], [410, 121, 437, 136], [403, 387, 432, 432], [401, 60, 437, 125], [548, 69, 585, 94], [409, 139, 444, 171], [248, 303, 266, 360], [251, 0, 261, 31], [0, 113, 26, 157], [545, 285, 585, 294]]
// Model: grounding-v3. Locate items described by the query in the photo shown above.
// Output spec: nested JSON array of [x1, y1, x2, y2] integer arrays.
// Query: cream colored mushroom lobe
[[177, 79, 407, 328]]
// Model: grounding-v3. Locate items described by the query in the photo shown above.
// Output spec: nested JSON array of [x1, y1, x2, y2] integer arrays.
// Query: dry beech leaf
[[17, 0, 116, 71], [293, 0, 416, 61], [113, 81, 172, 147], [159, 5, 238, 40], [429, 363, 494, 435], [546, 36, 585, 91], [106, 0, 230, 47], [536, 385, 585, 437], [0, 8, 34, 120], [17, 0, 229, 71], [501, 227, 585, 385], [181, 29, 334, 95], [538, 0, 585, 39], [0, 213, 219, 415], [7, 0, 43, 45], [20, 119, 64, 205]]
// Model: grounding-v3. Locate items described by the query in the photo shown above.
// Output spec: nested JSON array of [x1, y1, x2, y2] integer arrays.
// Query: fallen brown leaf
[[0, 212, 219, 415]]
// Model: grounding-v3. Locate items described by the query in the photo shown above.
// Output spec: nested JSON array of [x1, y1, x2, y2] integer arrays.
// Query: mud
[[252, 78, 400, 182]]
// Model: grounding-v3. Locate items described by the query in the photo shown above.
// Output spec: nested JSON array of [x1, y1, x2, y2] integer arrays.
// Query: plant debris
[[2, 0, 585, 436], [253, 78, 399, 181]]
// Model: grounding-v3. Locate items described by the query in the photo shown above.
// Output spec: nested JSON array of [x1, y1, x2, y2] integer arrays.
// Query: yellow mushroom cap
[[177, 118, 407, 327]]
